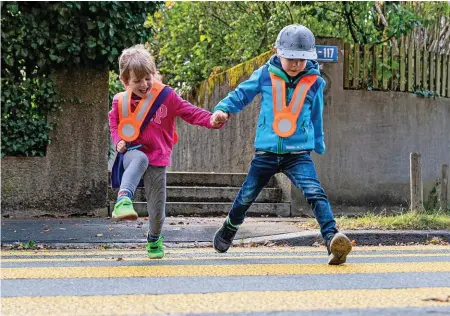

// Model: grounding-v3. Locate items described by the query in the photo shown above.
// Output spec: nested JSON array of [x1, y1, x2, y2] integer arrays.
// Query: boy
[[210, 24, 352, 265]]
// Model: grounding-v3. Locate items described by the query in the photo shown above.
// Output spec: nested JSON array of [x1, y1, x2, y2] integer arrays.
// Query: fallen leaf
[[423, 296, 450, 302], [351, 240, 357, 246], [116, 258, 123, 261]]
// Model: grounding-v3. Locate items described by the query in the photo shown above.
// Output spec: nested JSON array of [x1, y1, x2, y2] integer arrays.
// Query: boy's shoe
[[146, 236, 164, 259], [112, 197, 138, 221], [213, 218, 239, 253], [326, 232, 352, 265]]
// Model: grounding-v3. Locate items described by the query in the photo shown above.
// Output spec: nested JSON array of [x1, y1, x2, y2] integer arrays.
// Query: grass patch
[[303, 209, 450, 230]]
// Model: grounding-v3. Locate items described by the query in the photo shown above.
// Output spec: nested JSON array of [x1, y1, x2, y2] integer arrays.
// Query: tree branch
[[343, 2, 359, 43], [374, 1, 398, 52], [284, 2, 294, 24]]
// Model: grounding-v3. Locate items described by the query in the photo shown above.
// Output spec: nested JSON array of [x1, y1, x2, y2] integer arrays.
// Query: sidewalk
[[1, 217, 449, 248]]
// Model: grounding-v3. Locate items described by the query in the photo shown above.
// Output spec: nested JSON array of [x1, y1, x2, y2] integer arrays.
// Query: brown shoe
[[326, 232, 352, 265]]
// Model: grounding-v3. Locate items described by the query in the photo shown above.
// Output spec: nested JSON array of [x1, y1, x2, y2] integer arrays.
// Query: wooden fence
[[344, 40, 450, 98]]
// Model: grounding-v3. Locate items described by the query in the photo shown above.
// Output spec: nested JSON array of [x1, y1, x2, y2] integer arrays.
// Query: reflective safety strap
[[270, 73, 318, 138], [117, 82, 166, 142]]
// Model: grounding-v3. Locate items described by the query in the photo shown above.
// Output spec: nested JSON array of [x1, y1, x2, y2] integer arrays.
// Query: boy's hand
[[117, 140, 127, 153], [211, 110, 229, 127]]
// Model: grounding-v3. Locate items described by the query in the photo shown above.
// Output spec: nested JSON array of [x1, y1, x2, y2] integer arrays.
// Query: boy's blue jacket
[[214, 55, 326, 154]]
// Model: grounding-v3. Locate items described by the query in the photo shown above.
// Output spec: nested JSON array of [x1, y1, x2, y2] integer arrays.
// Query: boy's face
[[277, 50, 307, 77], [122, 70, 153, 98]]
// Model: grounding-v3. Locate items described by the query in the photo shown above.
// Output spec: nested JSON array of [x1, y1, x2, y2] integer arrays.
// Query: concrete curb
[[2, 230, 448, 249], [239, 230, 450, 246]]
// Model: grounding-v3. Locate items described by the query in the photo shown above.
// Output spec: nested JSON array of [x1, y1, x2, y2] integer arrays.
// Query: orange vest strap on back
[[270, 73, 318, 138], [117, 82, 166, 142]]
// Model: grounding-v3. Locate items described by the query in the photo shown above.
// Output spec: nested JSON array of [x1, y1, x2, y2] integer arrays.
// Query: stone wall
[[2, 68, 110, 217]]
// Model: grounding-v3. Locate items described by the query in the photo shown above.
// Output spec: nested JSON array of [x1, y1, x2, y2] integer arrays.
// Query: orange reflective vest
[[270, 73, 318, 138], [117, 82, 178, 143]]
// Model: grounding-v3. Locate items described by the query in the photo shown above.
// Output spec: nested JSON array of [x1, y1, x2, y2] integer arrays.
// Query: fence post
[[400, 39, 405, 91], [353, 44, 360, 89], [344, 43, 350, 89], [382, 45, 388, 90], [363, 45, 369, 87], [441, 54, 447, 97], [391, 44, 397, 90], [447, 54, 450, 98], [407, 39, 414, 92], [422, 45, 428, 90], [415, 45, 421, 89], [372, 45, 378, 90], [430, 52, 435, 92], [436, 53, 441, 94], [440, 164, 448, 210], [410, 153, 424, 211]]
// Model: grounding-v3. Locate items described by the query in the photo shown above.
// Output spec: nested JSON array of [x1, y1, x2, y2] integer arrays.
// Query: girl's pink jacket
[[109, 88, 220, 166]]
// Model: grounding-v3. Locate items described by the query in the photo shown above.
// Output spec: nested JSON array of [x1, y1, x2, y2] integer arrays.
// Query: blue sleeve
[[213, 67, 263, 113], [311, 80, 326, 155]]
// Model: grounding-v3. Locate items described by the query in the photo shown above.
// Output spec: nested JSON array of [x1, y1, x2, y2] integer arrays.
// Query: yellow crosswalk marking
[[2, 252, 449, 263], [2, 288, 449, 315], [3, 262, 450, 279]]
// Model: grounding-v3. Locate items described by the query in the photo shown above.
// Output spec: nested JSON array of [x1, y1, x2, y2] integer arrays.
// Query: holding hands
[[210, 110, 229, 127]]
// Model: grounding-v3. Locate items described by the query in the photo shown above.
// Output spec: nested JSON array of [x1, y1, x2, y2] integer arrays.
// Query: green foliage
[[148, 2, 436, 92], [148, 2, 319, 92], [1, 1, 159, 156], [414, 89, 440, 99], [21, 240, 37, 249], [1, 75, 60, 157], [304, 209, 450, 230], [2, 2, 157, 74]]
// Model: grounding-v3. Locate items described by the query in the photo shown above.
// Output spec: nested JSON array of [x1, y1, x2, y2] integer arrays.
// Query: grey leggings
[[121, 150, 166, 237]]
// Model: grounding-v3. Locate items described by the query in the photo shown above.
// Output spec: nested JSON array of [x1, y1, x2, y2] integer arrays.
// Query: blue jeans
[[228, 152, 338, 240]]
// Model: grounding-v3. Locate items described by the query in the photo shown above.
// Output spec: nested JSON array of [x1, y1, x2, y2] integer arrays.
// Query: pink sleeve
[[108, 95, 122, 147], [171, 90, 223, 129]]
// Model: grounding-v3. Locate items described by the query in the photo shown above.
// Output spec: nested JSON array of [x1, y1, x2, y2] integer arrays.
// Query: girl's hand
[[117, 140, 127, 153], [210, 110, 229, 127]]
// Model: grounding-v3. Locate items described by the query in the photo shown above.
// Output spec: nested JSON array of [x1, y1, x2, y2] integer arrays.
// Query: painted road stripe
[[2, 262, 450, 279], [2, 245, 449, 256], [2, 253, 450, 263], [2, 288, 449, 315]]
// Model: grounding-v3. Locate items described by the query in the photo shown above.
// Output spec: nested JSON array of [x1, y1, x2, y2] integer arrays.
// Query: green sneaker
[[146, 236, 164, 259], [112, 197, 138, 221]]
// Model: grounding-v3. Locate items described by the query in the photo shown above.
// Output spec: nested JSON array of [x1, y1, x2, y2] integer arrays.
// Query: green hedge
[[1, 1, 158, 157]]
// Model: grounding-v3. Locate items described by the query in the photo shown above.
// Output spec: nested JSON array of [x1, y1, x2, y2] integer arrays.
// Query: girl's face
[[277, 54, 307, 77], [124, 70, 153, 98]]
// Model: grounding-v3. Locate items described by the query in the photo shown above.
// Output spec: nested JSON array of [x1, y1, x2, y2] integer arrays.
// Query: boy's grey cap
[[275, 24, 317, 60]]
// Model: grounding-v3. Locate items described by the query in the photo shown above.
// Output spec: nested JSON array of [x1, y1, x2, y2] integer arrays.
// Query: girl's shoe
[[146, 236, 165, 259], [112, 197, 138, 221]]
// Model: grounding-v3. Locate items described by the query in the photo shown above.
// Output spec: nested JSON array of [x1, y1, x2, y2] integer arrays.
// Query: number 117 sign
[[316, 45, 338, 62]]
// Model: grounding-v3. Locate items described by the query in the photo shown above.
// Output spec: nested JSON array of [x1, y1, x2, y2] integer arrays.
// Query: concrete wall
[[171, 38, 450, 214], [2, 68, 109, 217]]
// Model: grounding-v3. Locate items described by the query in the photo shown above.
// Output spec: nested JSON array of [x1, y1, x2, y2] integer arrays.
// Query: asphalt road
[[1, 245, 449, 315]]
